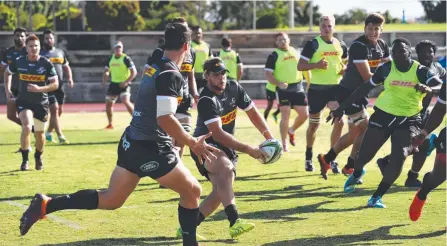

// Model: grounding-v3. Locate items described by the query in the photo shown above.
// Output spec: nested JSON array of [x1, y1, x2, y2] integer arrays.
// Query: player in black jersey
[[377, 40, 446, 187], [4, 34, 59, 171], [19, 24, 218, 246], [1, 27, 27, 127], [187, 57, 273, 239], [318, 13, 390, 178], [409, 82, 446, 221]]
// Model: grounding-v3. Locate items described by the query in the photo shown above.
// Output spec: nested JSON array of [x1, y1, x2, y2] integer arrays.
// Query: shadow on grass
[[41, 236, 237, 246], [262, 224, 446, 246]]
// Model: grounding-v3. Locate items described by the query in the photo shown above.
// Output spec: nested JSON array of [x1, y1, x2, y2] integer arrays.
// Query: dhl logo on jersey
[[144, 66, 157, 77], [50, 57, 64, 64], [19, 74, 46, 82], [283, 55, 297, 61], [322, 51, 339, 56], [368, 60, 381, 68], [390, 80, 416, 87], [180, 64, 193, 72], [221, 109, 237, 125]]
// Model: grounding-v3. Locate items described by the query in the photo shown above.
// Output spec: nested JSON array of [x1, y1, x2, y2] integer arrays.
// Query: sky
[[313, 0, 426, 20]]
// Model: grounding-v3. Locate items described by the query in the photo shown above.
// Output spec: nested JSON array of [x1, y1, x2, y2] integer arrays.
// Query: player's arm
[[351, 42, 373, 81], [102, 67, 110, 85], [0, 51, 7, 83], [237, 54, 243, 81], [30, 63, 59, 93], [381, 42, 391, 63], [265, 52, 286, 89], [338, 41, 349, 75], [62, 54, 74, 88], [188, 50, 199, 101], [4, 65, 13, 98], [124, 56, 137, 85], [297, 40, 327, 71], [303, 70, 311, 92], [414, 66, 443, 93]]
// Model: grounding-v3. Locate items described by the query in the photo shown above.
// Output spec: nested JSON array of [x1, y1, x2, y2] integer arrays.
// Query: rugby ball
[[258, 139, 283, 164]]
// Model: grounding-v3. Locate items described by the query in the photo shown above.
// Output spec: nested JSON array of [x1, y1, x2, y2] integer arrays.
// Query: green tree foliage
[[420, 1, 446, 23], [294, 1, 322, 26], [335, 8, 368, 25], [208, 1, 253, 30], [0, 4, 16, 31], [85, 1, 145, 31], [256, 1, 288, 29]]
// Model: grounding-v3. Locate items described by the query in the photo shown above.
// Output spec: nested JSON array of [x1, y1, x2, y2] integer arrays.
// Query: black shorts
[[266, 89, 276, 102], [277, 90, 307, 107], [420, 109, 431, 128], [307, 85, 338, 114], [16, 100, 49, 122], [190, 139, 237, 181], [49, 85, 65, 106], [336, 86, 368, 116], [116, 131, 179, 179], [11, 88, 19, 98], [436, 127, 446, 154], [176, 95, 192, 116], [107, 83, 130, 97], [368, 107, 422, 137], [194, 73, 206, 91]]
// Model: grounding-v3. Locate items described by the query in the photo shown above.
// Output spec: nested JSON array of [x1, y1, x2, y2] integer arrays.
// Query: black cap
[[204, 62, 229, 73]]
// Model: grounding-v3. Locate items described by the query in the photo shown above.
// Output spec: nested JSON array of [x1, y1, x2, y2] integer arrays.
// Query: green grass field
[[0, 109, 445, 246], [275, 23, 446, 32]]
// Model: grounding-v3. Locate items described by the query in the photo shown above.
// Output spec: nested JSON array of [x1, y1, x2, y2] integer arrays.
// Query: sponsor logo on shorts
[[180, 63, 193, 72], [140, 161, 159, 172], [221, 108, 237, 125], [50, 57, 64, 64], [144, 66, 157, 77], [122, 134, 131, 151], [19, 74, 46, 82]]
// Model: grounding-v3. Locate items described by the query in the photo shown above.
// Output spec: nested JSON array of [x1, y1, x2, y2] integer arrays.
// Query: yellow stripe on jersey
[[50, 57, 64, 64]]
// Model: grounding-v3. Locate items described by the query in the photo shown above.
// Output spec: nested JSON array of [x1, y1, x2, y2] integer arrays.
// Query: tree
[[208, 1, 253, 30], [85, 1, 145, 31], [420, 1, 446, 23], [294, 1, 322, 26], [0, 4, 16, 31], [334, 8, 368, 25], [256, 1, 288, 29]]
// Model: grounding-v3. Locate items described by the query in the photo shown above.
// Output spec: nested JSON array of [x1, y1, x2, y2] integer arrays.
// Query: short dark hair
[[364, 13, 385, 27], [221, 37, 232, 48], [13, 27, 26, 35], [275, 32, 287, 39], [43, 29, 53, 36], [191, 26, 201, 32], [25, 34, 40, 44], [203, 57, 224, 74], [392, 37, 411, 48], [416, 40, 437, 54], [164, 23, 191, 50], [172, 17, 187, 24]]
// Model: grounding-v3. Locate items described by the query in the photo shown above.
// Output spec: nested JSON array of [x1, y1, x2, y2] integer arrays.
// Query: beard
[[43, 43, 53, 50], [14, 39, 23, 47]]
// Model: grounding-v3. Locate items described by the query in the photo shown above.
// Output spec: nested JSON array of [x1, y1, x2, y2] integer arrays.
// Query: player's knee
[[22, 124, 32, 135], [187, 181, 202, 200], [308, 117, 320, 130]]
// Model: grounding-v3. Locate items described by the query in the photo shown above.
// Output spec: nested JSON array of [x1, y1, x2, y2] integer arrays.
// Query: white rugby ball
[[258, 139, 283, 164]]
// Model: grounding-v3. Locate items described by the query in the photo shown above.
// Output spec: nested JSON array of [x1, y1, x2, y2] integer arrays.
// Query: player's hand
[[411, 131, 428, 152], [67, 78, 74, 88], [27, 84, 41, 93], [190, 132, 221, 165], [326, 108, 344, 125], [247, 146, 265, 160], [278, 82, 288, 90], [316, 58, 328, 69], [101, 81, 107, 88], [414, 84, 432, 93], [5, 90, 14, 99]]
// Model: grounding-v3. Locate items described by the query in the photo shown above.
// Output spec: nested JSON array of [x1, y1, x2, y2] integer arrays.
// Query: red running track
[[0, 98, 436, 114]]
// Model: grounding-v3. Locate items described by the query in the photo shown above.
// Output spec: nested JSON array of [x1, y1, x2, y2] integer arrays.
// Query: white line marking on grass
[[3, 200, 82, 230]]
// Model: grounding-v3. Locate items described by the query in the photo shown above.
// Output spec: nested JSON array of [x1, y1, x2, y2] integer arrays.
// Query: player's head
[[25, 34, 40, 56], [203, 57, 229, 94], [113, 41, 123, 56], [172, 17, 188, 28], [164, 23, 191, 53], [391, 38, 412, 65], [416, 40, 437, 66], [42, 29, 55, 49], [319, 15, 335, 37], [275, 32, 290, 50], [13, 27, 27, 47], [221, 37, 232, 49], [191, 26, 202, 43], [364, 13, 384, 44]]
